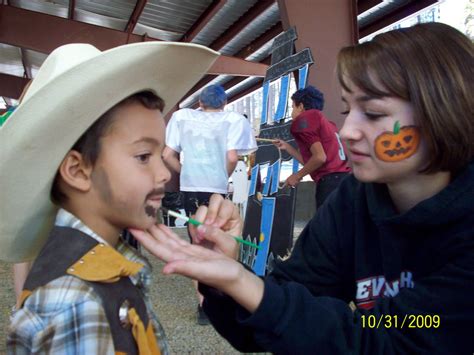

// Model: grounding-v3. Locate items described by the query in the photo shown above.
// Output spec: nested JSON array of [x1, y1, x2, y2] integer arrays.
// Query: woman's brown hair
[[337, 22, 474, 173]]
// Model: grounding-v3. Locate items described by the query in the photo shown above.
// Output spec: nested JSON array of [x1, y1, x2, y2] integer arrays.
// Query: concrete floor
[[1, 222, 308, 354]]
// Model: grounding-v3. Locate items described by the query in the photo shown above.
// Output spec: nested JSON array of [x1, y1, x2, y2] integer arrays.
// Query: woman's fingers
[[191, 205, 209, 243], [193, 204, 208, 224], [162, 255, 242, 290], [213, 199, 238, 229], [155, 224, 188, 246], [132, 225, 244, 292], [205, 195, 243, 235], [221, 203, 243, 237], [129, 228, 177, 261], [130, 225, 190, 262], [203, 194, 225, 225], [196, 224, 238, 259]]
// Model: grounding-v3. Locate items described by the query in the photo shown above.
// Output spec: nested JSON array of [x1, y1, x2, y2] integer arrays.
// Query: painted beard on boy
[[144, 188, 165, 218]]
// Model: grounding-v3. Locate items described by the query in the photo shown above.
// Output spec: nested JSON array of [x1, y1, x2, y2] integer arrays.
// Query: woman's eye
[[136, 153, 151, 163], [365, 112, 385, 120], [340, 110, 349, 115]]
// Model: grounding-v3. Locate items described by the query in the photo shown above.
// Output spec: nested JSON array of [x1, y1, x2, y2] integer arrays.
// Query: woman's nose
[[340, 112, 362, 142]]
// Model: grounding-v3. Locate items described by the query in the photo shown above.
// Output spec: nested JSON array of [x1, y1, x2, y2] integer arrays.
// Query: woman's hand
[[130, 224, 264, 312], [190, 194, 241, 259]]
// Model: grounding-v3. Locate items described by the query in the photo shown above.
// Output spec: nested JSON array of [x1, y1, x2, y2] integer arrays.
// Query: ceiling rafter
[[210, 0, 276, 51], [0, 4, 160, 52], [359, 0, 437, 38], [0, 5, 267, 79], [68, 0, 75, 20], [357, 0, 383, 14], [183, 22, 280, 100], [19, 48, 31, 79], [125, 0, 147, 33], [0, 73, 29, 99], [182, 0, 227, 42], [234, 21, 282, 59], [227, 78, 263, 104], [189, 55, 271, 109], [223, 55, 271, 91]]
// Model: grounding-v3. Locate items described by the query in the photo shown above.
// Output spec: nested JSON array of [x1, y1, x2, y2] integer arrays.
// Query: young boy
[[1, 42, 218, 354]]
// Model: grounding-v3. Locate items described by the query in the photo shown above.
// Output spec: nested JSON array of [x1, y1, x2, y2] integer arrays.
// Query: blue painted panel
[[274, 74, 290, 122], [253, 197, 276, 275], [260, 81, 270, 125], [262, 164, 272, 196], [270, 160, 281, 195], [248, 165, 259, 196], [298, 64, 309, 89], [292, 158, 300, 173]]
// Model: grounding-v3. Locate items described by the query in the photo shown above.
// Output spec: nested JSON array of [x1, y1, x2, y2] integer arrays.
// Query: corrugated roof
[[139, 0, 213, 36], [190, 0, 258, 46], [9, 0, 68, 17], [1, 0, 439, 103], [358, 0, 414, 27], [218, 2, 280, 56]]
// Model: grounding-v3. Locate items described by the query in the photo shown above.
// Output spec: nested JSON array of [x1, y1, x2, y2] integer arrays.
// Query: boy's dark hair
[[51, 91, 164, 204], [291, 86, 325, 111]]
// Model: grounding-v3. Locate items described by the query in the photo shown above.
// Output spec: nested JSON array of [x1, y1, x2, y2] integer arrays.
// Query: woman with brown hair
[[132, 23, 474, 354]]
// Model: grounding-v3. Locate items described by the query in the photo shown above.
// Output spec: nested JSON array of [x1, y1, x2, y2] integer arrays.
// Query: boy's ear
[[58, 150, 93, 192]]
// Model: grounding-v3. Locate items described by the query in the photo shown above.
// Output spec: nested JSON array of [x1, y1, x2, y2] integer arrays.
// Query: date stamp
[[361, 314, 440, 329]]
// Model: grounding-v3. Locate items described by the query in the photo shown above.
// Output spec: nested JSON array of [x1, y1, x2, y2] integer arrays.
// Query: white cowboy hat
[[0, 42, 219, 262]]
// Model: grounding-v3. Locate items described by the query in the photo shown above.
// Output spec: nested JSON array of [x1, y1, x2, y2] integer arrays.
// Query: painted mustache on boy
[[144, 188, 165, 218]]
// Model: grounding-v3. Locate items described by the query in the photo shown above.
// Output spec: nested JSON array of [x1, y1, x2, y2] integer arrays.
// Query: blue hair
[[200, 85, 227, 109], [291, 85, 325, 110]]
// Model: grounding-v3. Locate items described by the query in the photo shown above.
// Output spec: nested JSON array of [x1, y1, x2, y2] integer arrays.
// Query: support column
[[277, 0, 358, 127]]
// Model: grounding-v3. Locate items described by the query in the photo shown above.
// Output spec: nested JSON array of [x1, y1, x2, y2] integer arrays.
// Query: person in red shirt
[[274, 85, 351, 208]]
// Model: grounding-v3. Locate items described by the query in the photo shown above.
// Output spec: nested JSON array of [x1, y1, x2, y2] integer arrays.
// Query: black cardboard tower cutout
[[241, 27, 314, 275]]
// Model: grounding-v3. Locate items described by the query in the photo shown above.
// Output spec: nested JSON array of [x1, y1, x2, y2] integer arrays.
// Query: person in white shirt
[[163, 84, 256, 324]]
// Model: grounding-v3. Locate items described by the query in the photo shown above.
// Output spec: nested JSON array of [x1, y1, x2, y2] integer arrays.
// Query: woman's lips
[[349, 149, 370, 162]]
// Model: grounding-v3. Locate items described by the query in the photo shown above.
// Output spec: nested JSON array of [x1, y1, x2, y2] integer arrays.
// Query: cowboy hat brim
[[0, 42, 219, 262]]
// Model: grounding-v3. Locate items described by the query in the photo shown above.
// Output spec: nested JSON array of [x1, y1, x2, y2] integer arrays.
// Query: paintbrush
[[160, 207, 261, 250]]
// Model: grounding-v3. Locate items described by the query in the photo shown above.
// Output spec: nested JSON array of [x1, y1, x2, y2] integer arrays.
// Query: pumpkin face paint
[[374, 121, 420, 162]]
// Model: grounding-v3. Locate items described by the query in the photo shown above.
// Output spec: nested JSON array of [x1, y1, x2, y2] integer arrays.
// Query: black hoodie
[[201, 161, 474, 354]]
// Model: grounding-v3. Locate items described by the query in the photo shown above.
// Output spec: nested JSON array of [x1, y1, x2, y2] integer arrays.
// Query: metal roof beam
[[227, 78, 263, 104], [188, 54, 271, 108], [182, 0, 227, 42], [125, 0, 147, 33], [0, 73, 29, 100], [0, 5, 267, 77], [210, 0, 276, 51], [234, 22, 283, 59], [223, 54, 271, 90], [182, 32, 275, 100], [68, 0, 75, 20], [0, 4, 157, 52], [208, 55, 267, 77], [20, 48, 31, 80], [359, 0, 438, 38], [357, 0, 383, 14]]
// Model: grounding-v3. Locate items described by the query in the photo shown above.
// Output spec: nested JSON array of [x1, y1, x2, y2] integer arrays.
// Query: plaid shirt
[[7, 209, 169, 355]]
